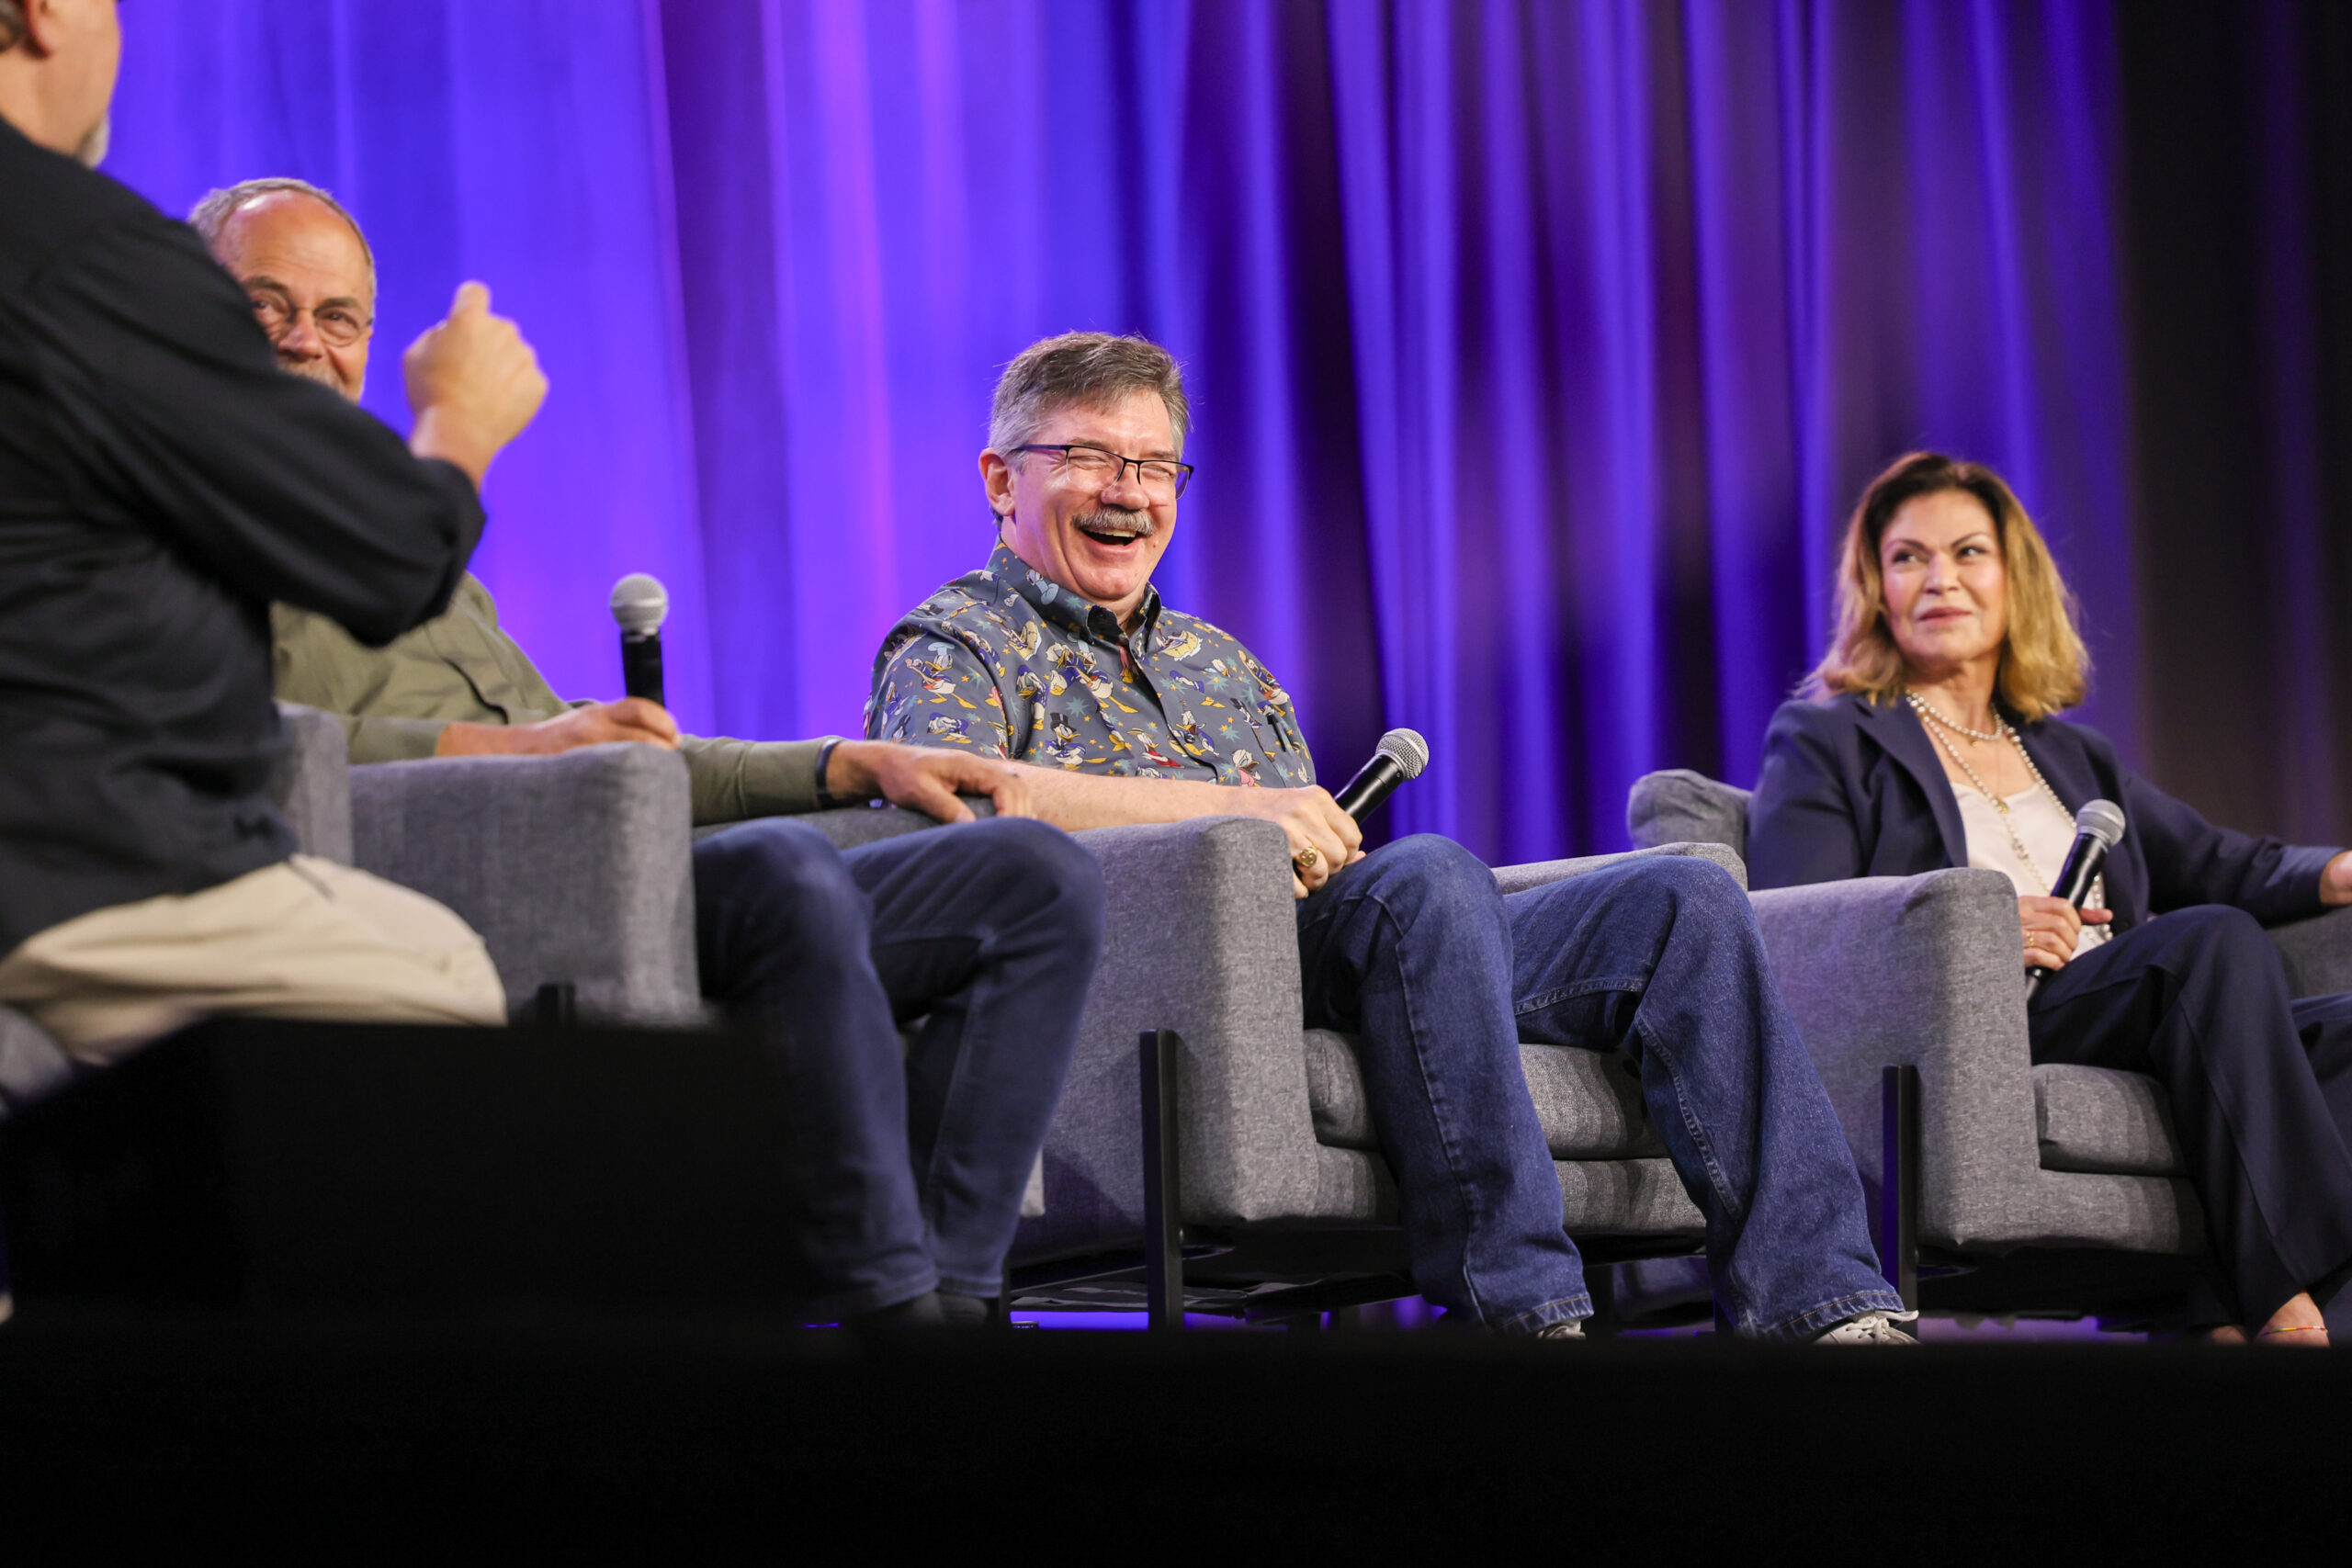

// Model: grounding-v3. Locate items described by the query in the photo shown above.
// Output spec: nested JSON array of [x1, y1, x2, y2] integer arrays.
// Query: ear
[[979, 449, 1016, 520], [18, 0, 67, 54]]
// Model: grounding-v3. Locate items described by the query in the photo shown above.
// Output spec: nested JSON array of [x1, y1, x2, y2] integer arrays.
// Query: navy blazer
[[1747, 693, 2342, 931]]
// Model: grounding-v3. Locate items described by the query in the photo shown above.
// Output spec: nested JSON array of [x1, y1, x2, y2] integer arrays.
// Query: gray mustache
[[1076, 508, 1157, 539]]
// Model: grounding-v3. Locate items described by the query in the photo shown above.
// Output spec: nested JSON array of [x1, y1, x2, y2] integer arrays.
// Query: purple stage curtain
[[96, 2, 2334, 863]]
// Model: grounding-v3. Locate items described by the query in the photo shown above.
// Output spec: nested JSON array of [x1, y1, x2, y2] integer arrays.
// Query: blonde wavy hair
[[1804, 452, 2088, 721]]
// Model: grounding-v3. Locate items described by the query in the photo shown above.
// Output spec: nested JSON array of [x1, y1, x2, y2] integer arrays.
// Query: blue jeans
[[694, 817, 1103, 1318], [1295, 837, 1900, 1339]]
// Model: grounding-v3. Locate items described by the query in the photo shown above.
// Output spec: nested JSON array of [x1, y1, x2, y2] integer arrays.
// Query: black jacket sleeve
[[23, 207, 481, 644], [1747, 701, 1867, 889]]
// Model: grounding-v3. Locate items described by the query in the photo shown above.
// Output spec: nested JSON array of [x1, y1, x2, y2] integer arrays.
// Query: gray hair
[[989, 332, 1191, 459], [0, 1, 25, 51], [188, 177, 377, 300]]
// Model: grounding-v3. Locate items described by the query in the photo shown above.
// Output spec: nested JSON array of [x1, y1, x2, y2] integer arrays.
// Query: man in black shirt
[[0, 0, 548, 1057]]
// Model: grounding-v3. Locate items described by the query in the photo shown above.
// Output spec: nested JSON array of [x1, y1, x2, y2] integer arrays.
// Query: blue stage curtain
[[98, 1, 2322, 862]]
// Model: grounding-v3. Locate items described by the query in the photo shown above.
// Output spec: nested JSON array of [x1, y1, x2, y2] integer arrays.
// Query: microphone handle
[[2024, 835, 2112, 996], [1333, 755, 1407, 822], [2051, 834, 2108, 908], [621, 630, 665, 708]]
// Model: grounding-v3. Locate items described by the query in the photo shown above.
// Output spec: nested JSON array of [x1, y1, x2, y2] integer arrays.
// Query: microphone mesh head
[[610, 573, 669, 635], [1375, 728, 1430, 780], [2075, 798, 2126, 848]]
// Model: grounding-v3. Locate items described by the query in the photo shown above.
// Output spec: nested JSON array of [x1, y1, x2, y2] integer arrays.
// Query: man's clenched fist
[[405, 281, 548, 484]]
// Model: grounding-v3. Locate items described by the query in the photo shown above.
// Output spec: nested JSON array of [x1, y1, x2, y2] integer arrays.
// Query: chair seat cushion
[[1303, 1030, 1666, 1160], [2032, 1064, 2183, 1176]]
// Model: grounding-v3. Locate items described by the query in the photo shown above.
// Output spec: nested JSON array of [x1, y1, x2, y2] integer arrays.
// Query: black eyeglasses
[[1012, 444, 1194, 499]]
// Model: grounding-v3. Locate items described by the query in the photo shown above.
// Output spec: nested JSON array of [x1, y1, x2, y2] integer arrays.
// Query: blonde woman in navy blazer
[[1748, 452, 2352, 1345]]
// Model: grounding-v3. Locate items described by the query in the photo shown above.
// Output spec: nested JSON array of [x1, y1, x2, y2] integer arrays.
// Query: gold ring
[[1295, 845, 1321, 871]]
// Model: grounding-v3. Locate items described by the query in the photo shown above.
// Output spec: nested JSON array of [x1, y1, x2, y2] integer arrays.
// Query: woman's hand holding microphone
[[2019, 894, 2114, 972]]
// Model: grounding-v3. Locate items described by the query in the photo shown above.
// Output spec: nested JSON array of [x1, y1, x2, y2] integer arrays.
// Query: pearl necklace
[[1904, 690, 2066, 888], [1905, 692, 2005, 743]]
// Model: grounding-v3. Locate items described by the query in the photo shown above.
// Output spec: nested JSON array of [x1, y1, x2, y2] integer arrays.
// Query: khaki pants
[[0, 856, 506, 1065]]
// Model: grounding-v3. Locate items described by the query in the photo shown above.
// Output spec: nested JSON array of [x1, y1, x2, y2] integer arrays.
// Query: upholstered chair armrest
[[270, 702, 355, 863], [1016, 816, 1321, 1255], [0, 1008, 75, 1117], [2269, 905, 2352, 1000], [1748, 868, 2048, 1251], [350, 744, 702, 1026], [692, 796, 997, 852], [1495, 840, 1748, 895]]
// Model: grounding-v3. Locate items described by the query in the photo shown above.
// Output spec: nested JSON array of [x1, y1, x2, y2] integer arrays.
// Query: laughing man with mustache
[[869, 331, 1914, 1341]]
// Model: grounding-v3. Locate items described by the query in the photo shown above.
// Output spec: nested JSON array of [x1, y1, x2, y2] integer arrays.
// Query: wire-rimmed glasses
[[248, 289, 373, 349]]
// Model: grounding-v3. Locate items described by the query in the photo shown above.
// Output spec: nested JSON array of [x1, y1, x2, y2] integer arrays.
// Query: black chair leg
[[534, 982, 576, 1027], [1881, 1064, 1921, 1310], [1140, 1029, 1183, 1333], [1586, 1265, 1620, 1339]]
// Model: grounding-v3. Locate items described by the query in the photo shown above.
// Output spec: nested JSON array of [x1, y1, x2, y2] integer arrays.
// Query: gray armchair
[[1007, 831, 1738, 1321], [351, 744, 704, 1025], [0, 703, 356, 1117], [1627, 767, 2352, 1318]]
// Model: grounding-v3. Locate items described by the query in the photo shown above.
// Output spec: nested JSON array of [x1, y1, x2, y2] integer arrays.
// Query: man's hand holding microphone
[[1231, 728, 1429, 898]]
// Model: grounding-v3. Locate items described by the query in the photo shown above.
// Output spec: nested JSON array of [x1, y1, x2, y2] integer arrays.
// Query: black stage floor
[[0, 1315, 2338, 1554]]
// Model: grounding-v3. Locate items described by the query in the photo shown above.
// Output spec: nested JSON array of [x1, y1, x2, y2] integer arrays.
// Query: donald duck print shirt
[[866, 543, 1316, 788]]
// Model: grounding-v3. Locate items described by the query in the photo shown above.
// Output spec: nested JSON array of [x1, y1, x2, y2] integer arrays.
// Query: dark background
[[2121, 0, 2352, 849]]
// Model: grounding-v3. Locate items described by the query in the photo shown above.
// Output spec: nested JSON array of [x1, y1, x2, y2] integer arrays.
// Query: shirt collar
[[986, 541, 1162, 648]]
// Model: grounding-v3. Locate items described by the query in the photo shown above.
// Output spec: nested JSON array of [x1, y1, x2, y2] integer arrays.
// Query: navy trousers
[[2030, 906, 2352, 1327], [692, 817, 1104, 1318]]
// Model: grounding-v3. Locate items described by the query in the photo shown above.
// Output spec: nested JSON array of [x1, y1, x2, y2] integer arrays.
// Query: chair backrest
[[1626, 770, 1752, 858]]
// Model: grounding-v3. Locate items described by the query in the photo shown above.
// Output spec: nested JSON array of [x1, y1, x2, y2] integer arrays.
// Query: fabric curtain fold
[[99, 0, 2348, 861]]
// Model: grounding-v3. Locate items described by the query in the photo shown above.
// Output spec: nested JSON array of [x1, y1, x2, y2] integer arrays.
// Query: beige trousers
[[0, 856, 506, 1066]]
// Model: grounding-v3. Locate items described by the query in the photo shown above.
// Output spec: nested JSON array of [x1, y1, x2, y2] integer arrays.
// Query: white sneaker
[[1814, 1309, 1919, 1345], [1533, 1318, 1587, 1341]]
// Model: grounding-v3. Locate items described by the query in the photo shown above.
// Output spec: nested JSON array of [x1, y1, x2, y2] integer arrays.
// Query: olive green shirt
[[271, 573, 824, 826]]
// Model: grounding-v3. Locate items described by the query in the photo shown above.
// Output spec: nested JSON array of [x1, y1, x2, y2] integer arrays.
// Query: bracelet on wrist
[[813, 736, 846, 810]]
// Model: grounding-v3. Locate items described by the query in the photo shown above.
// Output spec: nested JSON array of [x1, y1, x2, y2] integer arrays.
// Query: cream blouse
[[1951, 782, 2110, 952]]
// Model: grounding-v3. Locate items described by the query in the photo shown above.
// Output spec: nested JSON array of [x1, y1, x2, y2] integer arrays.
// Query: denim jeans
[[694, 816, 1103, 1318], [1295, 836, 1900, 1339]]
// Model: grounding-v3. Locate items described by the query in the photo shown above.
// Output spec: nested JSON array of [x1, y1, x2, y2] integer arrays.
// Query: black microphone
[[1333, 728, 1430, 822], [609, 573, 668, 708], [2024, 797, 2126, 996]]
